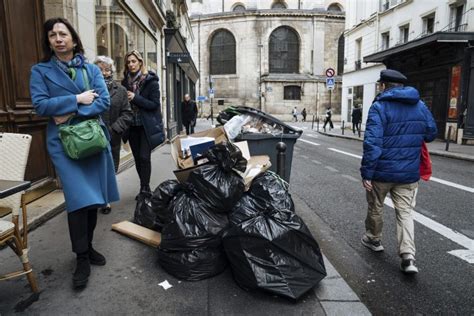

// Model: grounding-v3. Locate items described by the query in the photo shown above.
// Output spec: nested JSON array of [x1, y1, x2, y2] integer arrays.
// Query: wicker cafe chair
[[0, 133, 39, 293]]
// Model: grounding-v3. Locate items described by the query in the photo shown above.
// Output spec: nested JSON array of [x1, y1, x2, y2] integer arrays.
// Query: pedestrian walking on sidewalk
[[292, 107, 299, 122], [360, 69, 437, 274], [30, 17, 120, 289], [351, 104, 362, 134], [323, 107, 334, 130], [181, 93, 197, 135], [94, 56, 133, 214], [302, 108, 307, 122], [122, 50, 165, 199]]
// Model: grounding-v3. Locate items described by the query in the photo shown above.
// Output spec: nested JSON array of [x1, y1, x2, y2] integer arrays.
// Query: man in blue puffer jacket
[[360, 69, 437, 274]]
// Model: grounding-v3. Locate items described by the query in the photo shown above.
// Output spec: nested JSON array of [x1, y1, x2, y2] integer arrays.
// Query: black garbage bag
[[133, 193, 159, 230], [151, 180, 181, 230], [224, 197, 326, 300], [160, 185, 229, 251], [157, 247, 227, 281], [248, 171, 294, 212], [188, 143, 247, 213], [229, 171, 294, 226]]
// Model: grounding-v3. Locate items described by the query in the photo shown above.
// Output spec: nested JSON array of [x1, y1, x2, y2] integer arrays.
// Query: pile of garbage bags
[[133, 143, 326, 300]]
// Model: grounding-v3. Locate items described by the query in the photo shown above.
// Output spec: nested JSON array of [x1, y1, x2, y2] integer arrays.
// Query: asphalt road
[[289, 127, 474, 315]]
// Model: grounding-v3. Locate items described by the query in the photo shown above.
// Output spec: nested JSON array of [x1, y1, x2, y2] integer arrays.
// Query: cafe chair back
[[0, 132, 39, 293]]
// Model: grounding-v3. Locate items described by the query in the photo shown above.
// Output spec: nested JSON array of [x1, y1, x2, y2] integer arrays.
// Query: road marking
[[299, 139, 321, 146], [328, 148, 362, 159], [325, 166, 339, 172], [307, 134, 319, 139], [341, 174, 359, 182], [300, 155, 309, 159], [384, 198, 474, 263], [311, 160, 322, 165], [430, 177, 474, 193], [328, 148, 474, 193]]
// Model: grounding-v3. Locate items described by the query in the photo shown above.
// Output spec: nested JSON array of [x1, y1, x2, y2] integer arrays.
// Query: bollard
[[276, 141, 287, 179], [317, 118, 320, 132], [342, 120, 345, 135], [312, 115, 315, 130], [445, 126, 452, 151]]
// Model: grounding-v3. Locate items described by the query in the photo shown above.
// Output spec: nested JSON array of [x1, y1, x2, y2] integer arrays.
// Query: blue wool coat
[[30, 60, 120, 212], [361, 86, 437, 183]]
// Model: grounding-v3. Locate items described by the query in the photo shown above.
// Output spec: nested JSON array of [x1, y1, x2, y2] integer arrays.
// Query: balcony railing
[[447, 23, 468, 32]]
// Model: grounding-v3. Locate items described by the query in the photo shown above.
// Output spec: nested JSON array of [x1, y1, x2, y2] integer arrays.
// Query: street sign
[[326, 78, 335, 90], [208, 88, 215, 98], [167, 52, 190, 63], [326, 68, 335, 77], [197, 95, 206, 102]]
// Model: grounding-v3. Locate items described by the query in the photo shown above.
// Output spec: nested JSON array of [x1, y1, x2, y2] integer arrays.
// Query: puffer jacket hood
[[376, 86, 420, 105], [144, 71, 159, 84]]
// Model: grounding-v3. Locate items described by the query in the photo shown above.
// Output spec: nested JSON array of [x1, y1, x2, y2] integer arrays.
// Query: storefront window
[[145, 33, 158, 73], [96, 1, 147, 79]]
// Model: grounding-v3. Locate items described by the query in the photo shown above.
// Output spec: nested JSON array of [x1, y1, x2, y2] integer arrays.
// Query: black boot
[[136, 185, 151, 200], [89, 247, 106, 266], [73, 253, 90, 289]]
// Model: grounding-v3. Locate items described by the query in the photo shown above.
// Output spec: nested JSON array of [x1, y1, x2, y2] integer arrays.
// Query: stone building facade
[[187, 0, 346, 121]]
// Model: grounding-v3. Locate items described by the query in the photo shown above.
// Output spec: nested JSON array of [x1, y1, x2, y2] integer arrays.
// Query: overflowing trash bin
[[219, 106, 302, 182], [129, 109, 325, 299]]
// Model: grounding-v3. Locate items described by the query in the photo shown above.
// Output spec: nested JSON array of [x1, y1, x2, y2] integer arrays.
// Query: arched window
[[233, 4, 246, 12], [271, 2, 287, 9], [337, 34, 345, 75], [328, 3, 342, 12], [269, 27, 299, 73], [210, 30, 236, 75]]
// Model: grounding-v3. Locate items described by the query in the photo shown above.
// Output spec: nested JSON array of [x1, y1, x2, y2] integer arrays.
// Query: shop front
[[165, 28, 199, 139], [365, 32, 474, 141]]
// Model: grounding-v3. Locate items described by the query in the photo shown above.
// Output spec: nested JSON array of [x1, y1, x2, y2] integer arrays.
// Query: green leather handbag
[[58, 68, 108, 160], [59, 117, 108, 160]]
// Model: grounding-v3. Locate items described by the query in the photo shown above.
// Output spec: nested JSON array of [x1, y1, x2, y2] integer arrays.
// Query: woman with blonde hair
[[121, 50, 164, 198]]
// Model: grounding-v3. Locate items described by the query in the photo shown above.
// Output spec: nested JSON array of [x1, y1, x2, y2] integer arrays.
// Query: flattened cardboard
[[111, 221, 161, 248], [171, 127, 228, 170], [241, 155, 271, 190]]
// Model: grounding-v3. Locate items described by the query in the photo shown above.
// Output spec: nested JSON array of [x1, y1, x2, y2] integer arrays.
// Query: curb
[[292, 195, 371, 316], [318, 131, 474, 162]]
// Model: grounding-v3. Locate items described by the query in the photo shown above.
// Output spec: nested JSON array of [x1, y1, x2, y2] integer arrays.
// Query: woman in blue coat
[[29, 18, 119, 289]]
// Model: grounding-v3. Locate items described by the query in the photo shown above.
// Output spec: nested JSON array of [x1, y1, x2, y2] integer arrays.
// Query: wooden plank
[[111, 221, 161, 248]]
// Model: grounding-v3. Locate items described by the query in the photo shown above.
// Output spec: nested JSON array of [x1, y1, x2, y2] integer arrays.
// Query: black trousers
[[323, 118, 334, 129], [353, 121, 361, 134], [128, 126, 152, 188], [67, 207, 98, 255], [184, 122, 194, 135]]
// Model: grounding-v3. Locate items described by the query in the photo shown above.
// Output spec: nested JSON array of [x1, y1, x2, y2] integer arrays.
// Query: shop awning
[[364, 32, 474, 63], [165, 28, 199, 82]]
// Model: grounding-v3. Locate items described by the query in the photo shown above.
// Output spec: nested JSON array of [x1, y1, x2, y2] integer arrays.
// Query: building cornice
[[190, 9, 345, 22]]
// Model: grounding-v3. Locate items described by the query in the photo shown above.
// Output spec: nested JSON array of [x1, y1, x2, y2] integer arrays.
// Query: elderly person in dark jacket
[[360, 69, 437, 274], [181, 94, 197, 135], [122, 50, 165, 198], [94, 56, 133, 214]]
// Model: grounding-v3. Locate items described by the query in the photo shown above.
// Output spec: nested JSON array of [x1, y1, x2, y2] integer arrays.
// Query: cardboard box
[[171, 127, 228, 169]]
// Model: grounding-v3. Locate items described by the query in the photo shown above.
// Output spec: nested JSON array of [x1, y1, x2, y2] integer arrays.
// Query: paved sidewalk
[[292, 121, 474, 162], [0, 122, 370, 315]]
